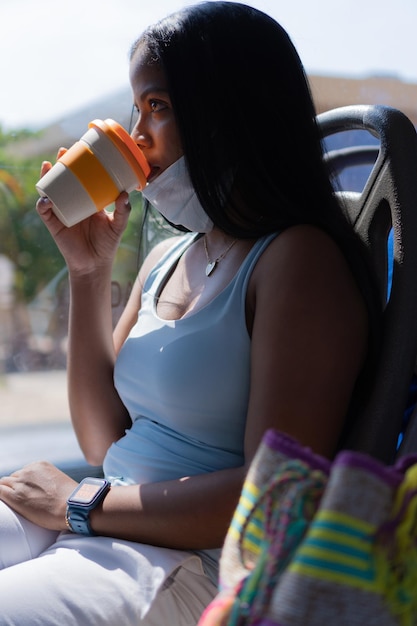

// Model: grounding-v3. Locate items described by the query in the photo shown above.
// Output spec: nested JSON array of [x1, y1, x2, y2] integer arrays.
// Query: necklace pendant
[[205, 261, 217, 276]]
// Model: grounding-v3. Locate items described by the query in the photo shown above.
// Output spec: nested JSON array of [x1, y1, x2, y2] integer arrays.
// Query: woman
[[0, 2, 380, 624]]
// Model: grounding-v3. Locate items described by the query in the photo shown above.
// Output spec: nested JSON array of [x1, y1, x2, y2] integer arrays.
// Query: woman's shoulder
[[254, 224, 356, 284], [248, 224, 368, 336], [138, 234, 189, 285]]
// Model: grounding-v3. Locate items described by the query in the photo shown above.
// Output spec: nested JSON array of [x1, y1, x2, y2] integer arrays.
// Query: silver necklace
[[203, 235, 238, 277]]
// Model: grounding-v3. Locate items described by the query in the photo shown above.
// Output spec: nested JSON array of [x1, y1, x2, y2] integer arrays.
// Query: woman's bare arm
[[244, 224, 368, 460]]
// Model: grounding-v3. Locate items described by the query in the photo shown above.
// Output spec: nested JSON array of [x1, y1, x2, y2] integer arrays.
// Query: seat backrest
[[317, 105, 417, 462]]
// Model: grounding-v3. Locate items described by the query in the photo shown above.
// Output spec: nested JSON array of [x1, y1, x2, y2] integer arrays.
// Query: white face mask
[[141, 156, 213, 233]]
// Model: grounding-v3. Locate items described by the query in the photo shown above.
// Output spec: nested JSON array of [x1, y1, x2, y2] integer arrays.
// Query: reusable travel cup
[[36, 118, 150, 227]]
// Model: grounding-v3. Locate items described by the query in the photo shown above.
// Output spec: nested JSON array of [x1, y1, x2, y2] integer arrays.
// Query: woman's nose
[[132, 130, 150, 151], [129, 110, 151, 149]]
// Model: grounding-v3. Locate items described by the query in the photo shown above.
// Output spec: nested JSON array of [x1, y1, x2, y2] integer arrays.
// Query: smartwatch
[[65, 477, 111, 536]]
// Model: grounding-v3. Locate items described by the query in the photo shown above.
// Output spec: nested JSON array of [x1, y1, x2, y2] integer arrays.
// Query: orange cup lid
[[88, 119, 150, 190]]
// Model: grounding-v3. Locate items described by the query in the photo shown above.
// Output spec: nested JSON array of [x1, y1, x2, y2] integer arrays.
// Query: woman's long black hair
[[132, 3, 344, 234], [131, 1, 383, 445]]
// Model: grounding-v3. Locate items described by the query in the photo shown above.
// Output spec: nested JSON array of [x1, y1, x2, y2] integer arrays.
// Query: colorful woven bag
[[198, 429, 330, 626], [198, 429, 417, 626]]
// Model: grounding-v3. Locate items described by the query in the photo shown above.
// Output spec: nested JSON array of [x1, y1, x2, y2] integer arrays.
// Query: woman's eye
[[149, 99, 167, 113]]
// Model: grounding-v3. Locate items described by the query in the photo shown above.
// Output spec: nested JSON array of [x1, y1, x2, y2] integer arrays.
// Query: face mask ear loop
[[128, 104, 137, 135]]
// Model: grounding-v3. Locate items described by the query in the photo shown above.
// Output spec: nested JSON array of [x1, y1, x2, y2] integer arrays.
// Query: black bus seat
[[318, 105, 417, 463]]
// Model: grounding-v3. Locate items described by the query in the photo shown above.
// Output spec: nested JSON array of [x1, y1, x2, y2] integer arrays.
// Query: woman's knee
[[0, 501, 58, 569]]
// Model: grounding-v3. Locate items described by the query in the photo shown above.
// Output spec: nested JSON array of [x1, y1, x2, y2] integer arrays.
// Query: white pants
[[0, 501, 217, 625]]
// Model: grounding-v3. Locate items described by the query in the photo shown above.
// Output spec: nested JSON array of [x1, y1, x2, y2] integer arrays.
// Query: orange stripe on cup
[[59, 141, 120, 209]]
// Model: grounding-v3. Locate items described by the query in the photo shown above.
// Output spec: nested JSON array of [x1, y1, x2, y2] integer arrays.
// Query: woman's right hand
[[36, 150, 132, 276]]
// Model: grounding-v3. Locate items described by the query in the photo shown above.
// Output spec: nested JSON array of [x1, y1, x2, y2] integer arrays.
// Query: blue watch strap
[[65, 505, 95, 535]]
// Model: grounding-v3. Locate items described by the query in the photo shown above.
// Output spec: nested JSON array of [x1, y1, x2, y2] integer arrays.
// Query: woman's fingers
[[40, 160, 52, 177], [37, 150, 67, 228], [38, 147, 66, 179], [35, 196, 66, 238], [36, 195, 53, 214], [56, 147, 67, 159], [112, 192, 132, 234]]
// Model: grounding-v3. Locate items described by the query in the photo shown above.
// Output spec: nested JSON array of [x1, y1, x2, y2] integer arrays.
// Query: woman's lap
[[0, 500, 59, 568], [0, 504, 217, 625]]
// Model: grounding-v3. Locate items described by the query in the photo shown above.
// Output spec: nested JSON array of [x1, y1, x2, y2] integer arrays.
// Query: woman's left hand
[[0, 462, 77, 530]]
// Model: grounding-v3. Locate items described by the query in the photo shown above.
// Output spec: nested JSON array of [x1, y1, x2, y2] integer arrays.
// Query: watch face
[[68, 478, 110, 506], [74, 482, 102, 504]]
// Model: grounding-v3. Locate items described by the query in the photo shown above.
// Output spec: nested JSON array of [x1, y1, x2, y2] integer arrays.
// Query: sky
[[2, 0, 417, 130]]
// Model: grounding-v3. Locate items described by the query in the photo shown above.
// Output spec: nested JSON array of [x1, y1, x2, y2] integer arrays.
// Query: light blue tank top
[[103, 232, 277, 486]]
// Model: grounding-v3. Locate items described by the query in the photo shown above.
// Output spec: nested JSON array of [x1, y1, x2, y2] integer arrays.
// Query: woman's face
[[129, 49, 183, 181]]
